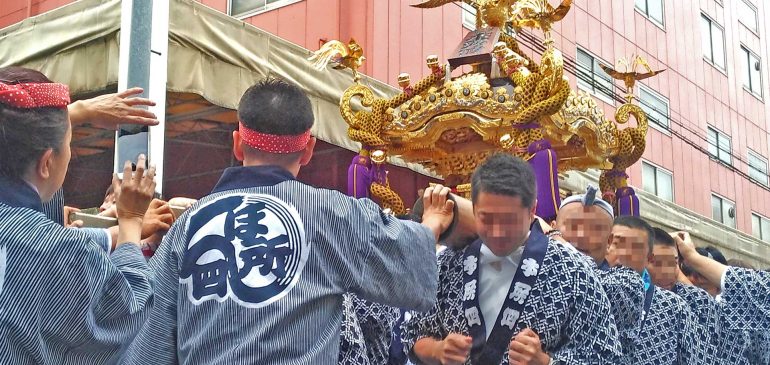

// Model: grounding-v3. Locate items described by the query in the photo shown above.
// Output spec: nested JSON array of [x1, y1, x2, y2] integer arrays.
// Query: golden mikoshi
[[309, 0, 662, 218]]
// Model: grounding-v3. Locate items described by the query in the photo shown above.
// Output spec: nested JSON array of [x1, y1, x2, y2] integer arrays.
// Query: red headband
[[0, 82, 70, 109], [239, 122, 311, 154]]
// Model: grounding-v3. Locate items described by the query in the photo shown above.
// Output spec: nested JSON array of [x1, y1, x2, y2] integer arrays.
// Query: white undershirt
[[478, 244, 524, 339]]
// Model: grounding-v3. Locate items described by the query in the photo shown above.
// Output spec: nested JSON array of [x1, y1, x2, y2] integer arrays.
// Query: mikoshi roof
[[1, 0, 767, 267]]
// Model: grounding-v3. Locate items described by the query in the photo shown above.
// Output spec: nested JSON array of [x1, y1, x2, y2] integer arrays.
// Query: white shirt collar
[[479, 243, 524, 266]]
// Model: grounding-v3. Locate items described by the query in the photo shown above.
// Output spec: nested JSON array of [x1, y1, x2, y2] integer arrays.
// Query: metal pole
[[116, 0, 169, 195]]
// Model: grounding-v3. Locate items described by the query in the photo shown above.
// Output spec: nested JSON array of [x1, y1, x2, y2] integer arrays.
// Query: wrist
[[414, 337, 443, 365], [68, 99, 91, 126], [540, 352, 552, 365], [118, 216, 144, 226], [421, 217, 444, 240], [117, 217, 143, 246]]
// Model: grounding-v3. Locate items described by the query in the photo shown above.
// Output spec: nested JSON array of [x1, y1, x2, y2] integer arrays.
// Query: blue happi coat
[[401, 237, 622, 364], [121, 165, 439, 365], [0, 176, 153, 364]]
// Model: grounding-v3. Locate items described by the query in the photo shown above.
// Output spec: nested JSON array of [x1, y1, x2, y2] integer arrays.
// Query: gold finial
[[308, 38, 366, 82], [511, 0, 572, 46], [398, 73, 412, 89], [600, 55, 665, 102], [493, 42, 508, 57], [371, 149, 387, 164], [426, 55, 443, 75]]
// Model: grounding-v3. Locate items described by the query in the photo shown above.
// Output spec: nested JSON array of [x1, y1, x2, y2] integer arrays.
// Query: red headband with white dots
[[0, 82, 70, 109], [239, 121, 311, 154]]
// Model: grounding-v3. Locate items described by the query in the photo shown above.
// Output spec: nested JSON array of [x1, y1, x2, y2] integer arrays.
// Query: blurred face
[[473, 192, 535, 256], [555, 203, 613, 264], [609, 225, 650, 274], [649, 244, 679, 290], [689, 272, 721, 296], [606, 242, 618, 267], [99, 191, 116, 213]]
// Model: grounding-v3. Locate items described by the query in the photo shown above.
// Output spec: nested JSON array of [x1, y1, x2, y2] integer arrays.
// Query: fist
[[421, 184, 456, 234], [508, 328, 550, 365], [671, 231, 696, 261], [437, 333, 472, 365], [141, 199, 174, 239]]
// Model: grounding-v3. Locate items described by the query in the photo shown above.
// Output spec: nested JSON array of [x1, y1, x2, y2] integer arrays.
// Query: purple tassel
[[348, 154, 372, 198], [527, 139, 561, 220], [616, 186, 640, 216]]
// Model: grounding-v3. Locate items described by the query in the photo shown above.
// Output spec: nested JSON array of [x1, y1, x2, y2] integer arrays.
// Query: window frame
[[634, 0, 665, 29], [751, 212, 770, 242], [228, 0, 303, 19], [740, 45, 763, 99], [707, 126, 732, 165], [748, 149, 769, 186], [711, 193, 736, 228], [641, 160, 674, 201], [737, 0, 759, 34], [701, 13, 727, 72], [638, 84, 671, 134], [461, 2, 477, 30], [575, 46, 616, 105]]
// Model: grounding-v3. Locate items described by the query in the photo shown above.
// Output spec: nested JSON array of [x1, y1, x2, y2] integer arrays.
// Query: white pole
[[116, 0, 169, 196]]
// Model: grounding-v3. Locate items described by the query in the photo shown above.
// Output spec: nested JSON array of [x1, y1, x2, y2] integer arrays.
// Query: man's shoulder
[[437, 246, 467, 269], [544, 239, 595, 273], [598, 266, 645, 291], [654, 286, 688, 310], [201, 181, 351, 203]]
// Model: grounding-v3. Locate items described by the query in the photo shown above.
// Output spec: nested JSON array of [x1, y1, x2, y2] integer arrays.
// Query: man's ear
[[232, 131, 245, 162], [298, 137, 316, 166], [35, 148, 55, 180]]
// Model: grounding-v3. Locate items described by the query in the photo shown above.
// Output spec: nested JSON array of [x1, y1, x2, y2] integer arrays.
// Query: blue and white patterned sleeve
[[79, 227, 112, 253], [335, 198, 438, 312], [63, 240, 153, 360], [119, 221, 183, 365], [400, 252, 454, 364], [720, 267, 770, 330], [550, 259, 623, 365], [594, 267, 644, 361]]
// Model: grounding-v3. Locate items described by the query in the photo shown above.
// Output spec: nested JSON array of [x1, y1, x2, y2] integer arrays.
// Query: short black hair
[[651, 227, 675, 247], [704, 246, 728, 265], [681, 247, 711, 276], [613, 215, 654, 253], [237, 78, 314, 137], [0, 67, 69, 178], [470, 153, 536, 207]]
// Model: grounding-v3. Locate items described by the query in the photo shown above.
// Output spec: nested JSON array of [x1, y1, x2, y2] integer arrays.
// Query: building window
[[642, 161, 673, 201], [462, 3, 477, 30], [738, 0, 759, 33], [229, 0, 300, 18], [751, 213, 770, 242], [635, 0, 664, 27], [707, 126, 732, 165], [639, 85, 669, 130], [701, 14, 726, 70], [576, 47, 614, 104], [741, 46, 763, 97], [748, 150, 769, 186], [711, 194, 736, 228]]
